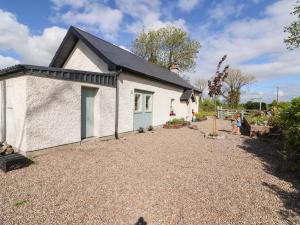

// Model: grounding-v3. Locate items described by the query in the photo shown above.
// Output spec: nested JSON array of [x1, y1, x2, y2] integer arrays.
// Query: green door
[[133, 91, 153, 130], [81, 87, 95, 139]]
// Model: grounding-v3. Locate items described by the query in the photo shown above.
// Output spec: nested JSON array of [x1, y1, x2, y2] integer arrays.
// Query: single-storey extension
[[0, 26, 201, 155]]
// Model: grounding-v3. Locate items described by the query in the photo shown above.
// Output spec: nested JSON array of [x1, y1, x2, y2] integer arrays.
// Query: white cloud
[[0, 9, 66, 67], [115, 0, 187, 33], [50, 0, 88, 9], [178, 0, 200, 12], [191, 0, 299, 81], [51, 0, 123, 39], [0, 55, 20, 69], [207, 1, 246, 21]]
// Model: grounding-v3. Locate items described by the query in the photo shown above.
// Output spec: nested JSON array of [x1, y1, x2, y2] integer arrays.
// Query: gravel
[[0, 118, 299, 225]]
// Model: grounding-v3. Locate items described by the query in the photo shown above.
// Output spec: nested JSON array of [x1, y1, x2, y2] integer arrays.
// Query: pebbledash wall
[[1, 75, 115, 153], [1, 40, 198, 153]]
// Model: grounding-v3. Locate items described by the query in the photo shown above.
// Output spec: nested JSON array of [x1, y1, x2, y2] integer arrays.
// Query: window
[[145, 95, 152, 112], [170, 98, 176, 116], [134, 93, 142, 112]]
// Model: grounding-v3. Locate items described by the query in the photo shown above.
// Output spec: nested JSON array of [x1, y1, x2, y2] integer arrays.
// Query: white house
[[0, 26, 201, 155]]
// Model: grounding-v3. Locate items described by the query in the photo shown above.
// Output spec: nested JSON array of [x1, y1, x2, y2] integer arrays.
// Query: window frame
[[145, 94, 152, 112], [134, 93, 142, 113]]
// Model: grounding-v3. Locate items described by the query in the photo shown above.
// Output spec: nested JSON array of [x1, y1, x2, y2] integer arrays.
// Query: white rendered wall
[[63, 40, 109, 73], [118, 72, 190, 133], [5, 77, 28, 151], [24, 75, 115, 152]]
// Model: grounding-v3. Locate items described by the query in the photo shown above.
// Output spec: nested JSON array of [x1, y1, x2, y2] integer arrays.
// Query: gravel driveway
[[0, 118, 299, 225]]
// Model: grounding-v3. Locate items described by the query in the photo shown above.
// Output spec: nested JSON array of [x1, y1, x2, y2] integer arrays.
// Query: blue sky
[[0, 0, 299, 102]]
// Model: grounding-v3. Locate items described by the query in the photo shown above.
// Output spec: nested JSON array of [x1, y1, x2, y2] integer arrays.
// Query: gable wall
[[63, 40, 109, 73]]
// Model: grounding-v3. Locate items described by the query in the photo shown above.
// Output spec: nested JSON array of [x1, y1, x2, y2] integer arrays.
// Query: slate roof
[[0, 64, 117, 87], [50, 26, 196, 90]]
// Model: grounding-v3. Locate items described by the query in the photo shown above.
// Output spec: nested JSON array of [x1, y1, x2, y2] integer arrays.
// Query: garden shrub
[[169, 118, 185, 125], [199, 98, 221, 112], [138, 127, 145, 133], [194, 112, 209, 121], [245, 111, 268, 125], [269, 97, 300, 172], [244, 101, 267, 110]]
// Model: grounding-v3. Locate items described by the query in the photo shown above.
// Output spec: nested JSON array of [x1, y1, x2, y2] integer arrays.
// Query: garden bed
[[163, 118, 190, 129], [244, 116, 271, 137]]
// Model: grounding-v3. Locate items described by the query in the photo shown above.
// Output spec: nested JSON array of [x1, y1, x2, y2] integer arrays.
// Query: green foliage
[[148, 125, 154, 131], [199, 98, 221, 112], [284, 3, 300, 50], [227, 89, 241, 109], [269, 97, 300, 172], [13, 200, 29, 207], [132, 26, 201, 71], [196, 111, 216, 117], [280, 126, 300, 171], [245, 112, 268, 126], [138, 127, 145, 133], [244, 101, 267, 110], [269, 100, 291, 109], [169, 118, 186, 125], [194, 112, 208, 121]]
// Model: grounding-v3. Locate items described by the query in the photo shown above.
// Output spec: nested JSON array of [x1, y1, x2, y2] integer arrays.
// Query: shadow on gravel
[[238, 136, 300, 224]]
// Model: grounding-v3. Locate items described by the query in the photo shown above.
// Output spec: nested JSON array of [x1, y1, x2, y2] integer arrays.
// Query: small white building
[[0, 26, 201, 154]]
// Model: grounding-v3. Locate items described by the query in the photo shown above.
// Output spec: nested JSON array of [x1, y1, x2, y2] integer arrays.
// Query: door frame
[[133, 89, 154, 130], [81, 86, 97, 139]]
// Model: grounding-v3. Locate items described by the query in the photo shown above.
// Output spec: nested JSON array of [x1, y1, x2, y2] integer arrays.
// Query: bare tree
[[222, 68, 256, 108], [194, 78, 207, 100]]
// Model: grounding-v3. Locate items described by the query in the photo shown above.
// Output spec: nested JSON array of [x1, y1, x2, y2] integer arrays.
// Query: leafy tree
[[199, 98, 222, 112], [132, 26, 201, 71], [269, 100, 291, 109], [221, 69, 256, 109], [244, 101, 267, 110], [284, 2, 300, 50]]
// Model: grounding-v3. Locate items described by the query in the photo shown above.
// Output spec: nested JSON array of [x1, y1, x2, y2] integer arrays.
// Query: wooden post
[[211, 96, 217, 136]]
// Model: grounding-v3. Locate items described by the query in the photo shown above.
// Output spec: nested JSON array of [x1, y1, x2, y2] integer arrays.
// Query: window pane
[[135, 94, 141, 111], [145, 95, 151, 111]]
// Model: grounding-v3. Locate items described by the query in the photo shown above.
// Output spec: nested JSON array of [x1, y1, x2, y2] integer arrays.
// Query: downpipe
[[0, 80, 6, 143], [114, 71, 121, 139]]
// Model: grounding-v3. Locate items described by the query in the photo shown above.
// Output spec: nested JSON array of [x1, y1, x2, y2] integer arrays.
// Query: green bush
[[169, 118, 185, 125], [244, 101, 267, 110], [138, 127, 145, 133], [199, 98, 221, 112], [280, 126, 300, 172], [270, 97, 300, 172], [245, 111, 268, 125], [195, 111, 215, 118], [194, 112, 206, 121]]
